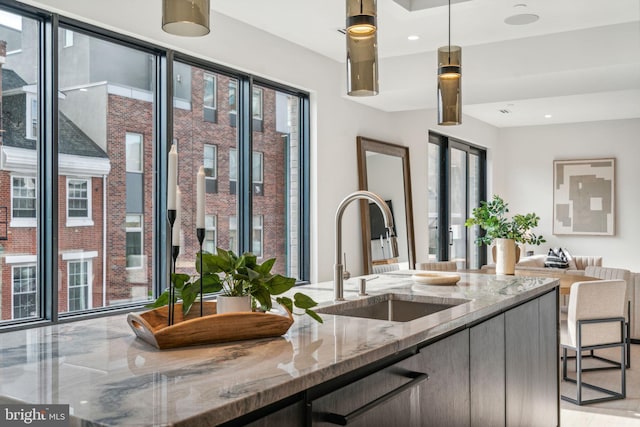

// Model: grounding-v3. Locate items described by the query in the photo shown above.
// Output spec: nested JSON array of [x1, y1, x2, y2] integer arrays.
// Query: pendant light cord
[[448, 0, 451, 64]]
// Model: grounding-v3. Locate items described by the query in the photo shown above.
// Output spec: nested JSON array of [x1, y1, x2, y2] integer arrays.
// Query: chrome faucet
[[334, 190, 399, 301]]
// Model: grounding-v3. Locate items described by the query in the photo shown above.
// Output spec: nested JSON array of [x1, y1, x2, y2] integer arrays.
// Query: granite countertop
[[0, 272, 558, 426]]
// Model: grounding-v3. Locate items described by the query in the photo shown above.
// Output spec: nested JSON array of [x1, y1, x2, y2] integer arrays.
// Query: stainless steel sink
[[316, 293, 469, 322]]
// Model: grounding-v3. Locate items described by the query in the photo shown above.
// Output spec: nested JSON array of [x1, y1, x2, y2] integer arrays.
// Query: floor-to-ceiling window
[[56, 25, 157, 315], [251, 83, 302, 277], [171, 62, 239, 277], [0, 3, 310, 328], [428, 132, 486, 269]]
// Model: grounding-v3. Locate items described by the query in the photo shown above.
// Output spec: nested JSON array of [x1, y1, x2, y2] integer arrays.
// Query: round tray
[[411, 272, 461, 286]]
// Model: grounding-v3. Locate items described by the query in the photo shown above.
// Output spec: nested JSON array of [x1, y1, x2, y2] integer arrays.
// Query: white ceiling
[[211, 0, 640, 127]]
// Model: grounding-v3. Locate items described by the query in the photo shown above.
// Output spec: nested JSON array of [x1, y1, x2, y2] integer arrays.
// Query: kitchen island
[[0, 273, 559, 426]]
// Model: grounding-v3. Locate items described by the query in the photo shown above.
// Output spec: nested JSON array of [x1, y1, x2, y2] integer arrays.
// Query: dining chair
[[584, 266, 632, 368], [416, 261, 457, 271], [561, 279, 627, 405]]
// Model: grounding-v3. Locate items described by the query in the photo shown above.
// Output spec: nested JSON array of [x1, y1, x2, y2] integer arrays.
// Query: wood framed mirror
[[357, 136, 416, 274]]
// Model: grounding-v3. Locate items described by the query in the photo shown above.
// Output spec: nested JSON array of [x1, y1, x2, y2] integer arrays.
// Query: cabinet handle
[[321, 370, 428, 425]]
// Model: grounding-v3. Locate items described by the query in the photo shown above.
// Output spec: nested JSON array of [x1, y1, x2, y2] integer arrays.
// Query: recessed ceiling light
[[544, 114, 552, 118], [407, 35, 419, 41], [504, 13, 539, 25]]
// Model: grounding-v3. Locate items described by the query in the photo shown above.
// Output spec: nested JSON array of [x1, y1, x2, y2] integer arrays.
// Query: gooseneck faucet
[[334, 190, 399, 301]]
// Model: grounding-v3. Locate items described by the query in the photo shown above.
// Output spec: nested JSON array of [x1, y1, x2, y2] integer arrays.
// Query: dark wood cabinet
[[309, 352, 428, 427], [411, 329, 470, 427], [470, 313, 506, 427], [505, 291, 558, 427], [242, 400, 306, 427]]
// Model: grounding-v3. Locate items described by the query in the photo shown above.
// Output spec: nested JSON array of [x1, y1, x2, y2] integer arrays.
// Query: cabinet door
[[310, 354, 428, 427], [470, 314, 505, 427], [537, 290, 559, 427], [506, 298, 539, 426], [411, 329, 470, 427], [243, 400, 306, 427], [505, 291, 558, 427]]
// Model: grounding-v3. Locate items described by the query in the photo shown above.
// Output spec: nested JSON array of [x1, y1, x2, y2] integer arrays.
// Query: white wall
[[495, 119, 640, 271]]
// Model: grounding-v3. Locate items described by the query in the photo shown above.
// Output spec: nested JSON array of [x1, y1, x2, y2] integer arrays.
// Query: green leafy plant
[[464, 195, 545, 246], [147, 248, 323, 323]]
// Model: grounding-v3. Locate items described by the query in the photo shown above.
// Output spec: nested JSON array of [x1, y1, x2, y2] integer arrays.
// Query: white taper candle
[[196, 166, 205, 229], [167, 145, 178, 210]]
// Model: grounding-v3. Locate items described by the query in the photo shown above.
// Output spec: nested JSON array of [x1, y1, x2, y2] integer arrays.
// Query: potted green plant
[[148, 248, 323, 323], [464, 195, 545, 274]]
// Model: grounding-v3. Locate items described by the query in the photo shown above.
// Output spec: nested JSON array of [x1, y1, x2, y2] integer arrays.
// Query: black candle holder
[[167, 209, 176, 326], [196, 228, 205, 317], [171, 245, 180, 325]]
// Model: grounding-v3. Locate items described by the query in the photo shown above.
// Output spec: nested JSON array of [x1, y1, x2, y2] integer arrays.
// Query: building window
[[204, 215, 217, 254], [63, 29, 74, 47], [204, 144, 218, 193], [204, 144, 217, 179], [229, 81, 237, 113], [228, 84, 263, 127], [229, 215, 237, 254], [253, 215, 263, 258], [203, 73, 217, 122], [229, 148, 237, 194], [26, 93, 37, 140], [68, 260, 90, 312], [11, 176, 37, 223], [67, 178, 93, 226], [227, 215, 270, 260], [126, 215, 143, 268], [253, 152, 264, 195], [12, 265, 37, 319], [229, 149, 237, 181], [252, 87, 263, 120], [126, 132, 143, 173]]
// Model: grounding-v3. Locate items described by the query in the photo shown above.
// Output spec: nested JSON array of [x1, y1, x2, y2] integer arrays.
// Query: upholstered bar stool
[[561, 280, 627, 405], [584, 266, 632, 367]]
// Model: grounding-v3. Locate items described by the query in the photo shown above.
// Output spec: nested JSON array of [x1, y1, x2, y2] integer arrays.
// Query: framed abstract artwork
[[553, 158, 615, 235]]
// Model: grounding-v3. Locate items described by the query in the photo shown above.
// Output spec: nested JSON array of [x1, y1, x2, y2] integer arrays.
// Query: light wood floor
[[561, 343, 640, 426]]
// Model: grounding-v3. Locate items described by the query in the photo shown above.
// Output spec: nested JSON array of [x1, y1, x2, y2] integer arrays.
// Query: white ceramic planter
[[495, 238, 517, 275], [216, 295, 252, 314]]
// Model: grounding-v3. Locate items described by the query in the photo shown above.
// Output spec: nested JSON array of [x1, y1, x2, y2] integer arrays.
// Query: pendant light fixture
[[162, 0, 210, 37], [437, 0, 462, 125], [346, 0, 379, 96]]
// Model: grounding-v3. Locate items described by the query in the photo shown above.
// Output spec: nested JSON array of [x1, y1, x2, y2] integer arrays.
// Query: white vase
[[495, 238, 517, 275], [216, 295, 252, 314]]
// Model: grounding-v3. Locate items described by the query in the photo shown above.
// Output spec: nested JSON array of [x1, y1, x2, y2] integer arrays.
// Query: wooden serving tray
[[127, 301, 294, 350]]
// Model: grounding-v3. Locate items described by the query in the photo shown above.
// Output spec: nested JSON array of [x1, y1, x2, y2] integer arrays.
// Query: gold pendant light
[[162, 0, 210, 37], [346, 0, 379, 96], [437, 0, 462, 125]]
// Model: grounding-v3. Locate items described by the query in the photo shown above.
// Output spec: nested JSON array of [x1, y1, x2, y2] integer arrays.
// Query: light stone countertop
[[0, 272, 558, 426]]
